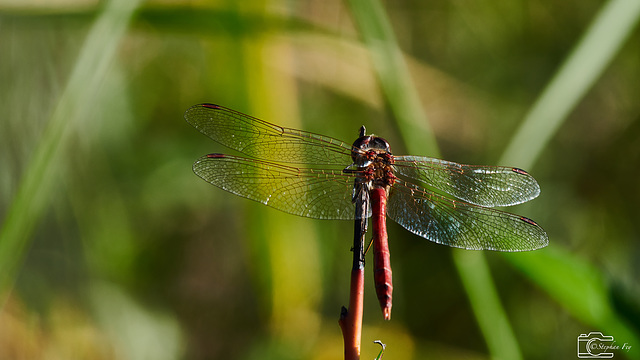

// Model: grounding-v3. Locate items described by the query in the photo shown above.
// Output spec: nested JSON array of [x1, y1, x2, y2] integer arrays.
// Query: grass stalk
[[0, 0, 142, 302], [499, 0, 640, 352], [500, 0, 640, 168]]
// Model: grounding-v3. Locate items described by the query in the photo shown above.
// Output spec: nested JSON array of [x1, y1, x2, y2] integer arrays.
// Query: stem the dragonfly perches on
[[339, 181, 368, 360]]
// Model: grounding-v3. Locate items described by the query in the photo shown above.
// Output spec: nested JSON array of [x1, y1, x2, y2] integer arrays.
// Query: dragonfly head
[[351, 134, 393, 166]]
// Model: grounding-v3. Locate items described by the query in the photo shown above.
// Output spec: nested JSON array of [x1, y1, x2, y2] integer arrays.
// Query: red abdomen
[[371, 187, 392, 320]]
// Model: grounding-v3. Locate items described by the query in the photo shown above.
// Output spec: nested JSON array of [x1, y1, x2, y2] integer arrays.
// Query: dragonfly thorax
[[351, 135, 396, 188]]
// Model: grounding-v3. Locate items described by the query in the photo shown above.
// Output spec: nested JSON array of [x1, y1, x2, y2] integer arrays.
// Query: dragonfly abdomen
[[371, 187, 393, 320]]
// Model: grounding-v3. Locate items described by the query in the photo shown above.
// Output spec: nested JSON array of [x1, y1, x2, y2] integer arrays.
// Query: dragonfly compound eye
[[369, 137, 392, 154]]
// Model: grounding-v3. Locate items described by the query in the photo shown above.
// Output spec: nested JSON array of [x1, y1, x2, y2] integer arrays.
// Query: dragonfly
[[185, 103, 548, 320]]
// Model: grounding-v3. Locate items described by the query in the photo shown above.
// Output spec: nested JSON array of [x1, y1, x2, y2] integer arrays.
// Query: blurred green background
[[1, 0, 640, 359]]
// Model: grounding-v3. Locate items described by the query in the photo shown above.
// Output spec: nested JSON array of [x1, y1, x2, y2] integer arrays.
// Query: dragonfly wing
[[393, 156, 540, 207], [193, 154, 365, 220], [387, 181, 548, 251], [185, 104, 353, 165]]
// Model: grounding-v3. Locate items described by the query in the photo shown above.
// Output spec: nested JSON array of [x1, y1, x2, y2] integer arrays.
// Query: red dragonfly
[[185, 103, 548, 320]]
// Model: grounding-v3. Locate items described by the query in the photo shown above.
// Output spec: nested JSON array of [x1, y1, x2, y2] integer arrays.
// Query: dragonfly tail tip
[[383, 307, 391, 320]]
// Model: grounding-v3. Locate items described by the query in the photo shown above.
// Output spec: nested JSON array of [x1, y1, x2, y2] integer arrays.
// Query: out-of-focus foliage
[[1, 0, 639, 359]]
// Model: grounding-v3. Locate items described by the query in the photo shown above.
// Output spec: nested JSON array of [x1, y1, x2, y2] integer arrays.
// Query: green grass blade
[[505, 249, 640, 358], [454, 251, 523, 360], [500, 0, 640, 168], [0, 0, 142, 301], [498, 0, 640, 353], [346, 0, 439, 157], [346, 0, 522, 358]]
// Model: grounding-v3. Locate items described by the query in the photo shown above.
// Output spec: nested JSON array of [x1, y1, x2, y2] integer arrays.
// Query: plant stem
[[339, 183, 368, 360], [339, 266, 365, 360]]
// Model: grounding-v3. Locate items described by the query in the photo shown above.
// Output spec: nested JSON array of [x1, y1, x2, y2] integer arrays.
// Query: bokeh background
[[1, 0, 640, 359]]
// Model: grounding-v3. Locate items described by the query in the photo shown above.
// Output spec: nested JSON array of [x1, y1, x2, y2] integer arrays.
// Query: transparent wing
[[185, 104, 354, 166], [387, 180, 548, 251], [193, 154, 367, 220], [393, 156, 540, 207]]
